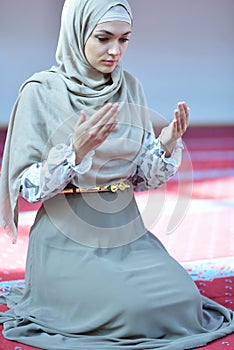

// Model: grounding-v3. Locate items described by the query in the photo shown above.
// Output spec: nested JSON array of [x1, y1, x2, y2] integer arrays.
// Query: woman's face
[[84, 21, 132, 74]]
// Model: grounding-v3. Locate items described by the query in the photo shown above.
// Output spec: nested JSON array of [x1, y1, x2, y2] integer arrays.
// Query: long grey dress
[[0, 8, 233, 344], [0, 187, 234, 350]]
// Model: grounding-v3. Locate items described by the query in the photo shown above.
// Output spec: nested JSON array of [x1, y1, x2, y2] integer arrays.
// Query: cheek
[[86, 44, 102, 60], [85, 37, 95, 53], [85, 45, 95, 66]]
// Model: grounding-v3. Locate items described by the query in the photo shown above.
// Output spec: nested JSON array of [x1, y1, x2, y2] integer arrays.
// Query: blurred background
[[0, 0, 233, 127]]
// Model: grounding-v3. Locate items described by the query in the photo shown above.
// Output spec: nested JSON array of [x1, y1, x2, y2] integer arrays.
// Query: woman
[[0, 0, 233, 349]]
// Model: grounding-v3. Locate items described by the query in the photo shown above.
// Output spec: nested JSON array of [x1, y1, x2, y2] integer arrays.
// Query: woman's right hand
[[72, 103, 119, 164]]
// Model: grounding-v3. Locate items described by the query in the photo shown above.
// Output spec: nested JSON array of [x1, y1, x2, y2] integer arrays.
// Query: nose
[[107, 42, 121, 56]]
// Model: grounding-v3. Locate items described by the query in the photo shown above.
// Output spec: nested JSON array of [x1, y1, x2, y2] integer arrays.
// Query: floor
[[0, 125, 234, 350]]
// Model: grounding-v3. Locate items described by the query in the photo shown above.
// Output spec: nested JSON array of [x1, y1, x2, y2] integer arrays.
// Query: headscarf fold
[[0, 0, 151, 243], [51, 0, 132, 107], [97, 5, 132, 25]]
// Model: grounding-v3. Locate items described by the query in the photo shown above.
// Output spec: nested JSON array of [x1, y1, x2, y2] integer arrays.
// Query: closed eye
[[95, 36, 130, 43], [120, 37, 129, 43], [96, 36, 109, 42]]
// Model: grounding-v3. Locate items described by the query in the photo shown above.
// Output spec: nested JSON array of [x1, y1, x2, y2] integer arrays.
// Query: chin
[[99, 68, 115, 74], [97, 64, 117, 74]]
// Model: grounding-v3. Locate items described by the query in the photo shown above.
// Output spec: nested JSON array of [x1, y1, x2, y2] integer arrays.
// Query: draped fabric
[[0, 0, 149, 243]]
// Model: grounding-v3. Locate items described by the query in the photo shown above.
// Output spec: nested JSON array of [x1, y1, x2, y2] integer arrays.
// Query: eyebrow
[[94, 30, 132, 36]]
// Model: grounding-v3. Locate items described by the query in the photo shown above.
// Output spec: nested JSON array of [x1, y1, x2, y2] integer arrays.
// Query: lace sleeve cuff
[[20, 144, 94, 203], [160, 138, 184, 167], [131, 133, 183, 192]]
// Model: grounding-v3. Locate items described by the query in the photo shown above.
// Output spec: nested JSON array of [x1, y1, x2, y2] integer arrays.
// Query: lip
[[102, 60, 118, 66]]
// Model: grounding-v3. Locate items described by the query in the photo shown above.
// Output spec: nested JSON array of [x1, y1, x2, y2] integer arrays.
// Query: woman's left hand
[[158, 101, 189, 157]]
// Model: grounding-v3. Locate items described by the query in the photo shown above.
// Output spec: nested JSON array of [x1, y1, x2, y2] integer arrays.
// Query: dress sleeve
[[20, 143, 94, 203], [131, 131, 184, 192]]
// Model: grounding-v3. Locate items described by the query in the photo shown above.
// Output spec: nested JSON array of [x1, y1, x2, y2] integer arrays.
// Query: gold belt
[[61, 181, 131, 194]]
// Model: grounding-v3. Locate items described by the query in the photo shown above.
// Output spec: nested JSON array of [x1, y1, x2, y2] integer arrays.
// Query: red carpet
[[0, 126, 234, 349], [0, 276, 233, 350]]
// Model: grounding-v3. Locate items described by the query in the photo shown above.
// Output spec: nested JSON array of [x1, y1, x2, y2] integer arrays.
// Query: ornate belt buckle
[[110, 184, 118, 192], [118, 182, 126, 191]]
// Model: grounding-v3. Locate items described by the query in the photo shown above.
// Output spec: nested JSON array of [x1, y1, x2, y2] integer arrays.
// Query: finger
[[75, 110, 87, 129], [102, 117, 118, 134], [95, 103, 119, 128], [88, 122, 117, 148], [178, 102, 186, 117], [90, 106, 119, 134], [181, 103, 190, 131], [89, 115, 118, 139], [98, 120, 118, 142], [173, 110, 182, 134], [185, 105, 190, 124], [177, 102, 189, 133], [88, 103, 118, 128], [100, 107, 119, 128], [179, 101, 190, 124]]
